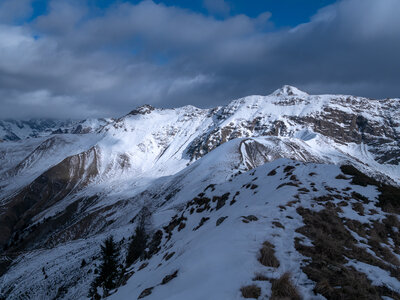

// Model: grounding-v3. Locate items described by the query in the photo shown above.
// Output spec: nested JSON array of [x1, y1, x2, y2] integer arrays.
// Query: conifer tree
[[89, 236, 121, 298], [99, 236, 120, 292], [126, 223, 147, 267], [126, 208, 149, 267]]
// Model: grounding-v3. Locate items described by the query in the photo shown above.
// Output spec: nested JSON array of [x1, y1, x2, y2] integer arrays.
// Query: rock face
[[0, 86, 399, 299], [0, 147, 99, 249], [127, 104, 156, 116], [186, 89, 400, 166]]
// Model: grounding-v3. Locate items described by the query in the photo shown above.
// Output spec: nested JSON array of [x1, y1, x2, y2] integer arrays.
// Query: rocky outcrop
[[185, 92, 399, 165], [0, 146, 99, 250], [128, 104, 156, 116]]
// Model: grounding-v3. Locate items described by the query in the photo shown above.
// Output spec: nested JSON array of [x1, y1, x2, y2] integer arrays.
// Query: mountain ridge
[[0, 86, 399, 299]]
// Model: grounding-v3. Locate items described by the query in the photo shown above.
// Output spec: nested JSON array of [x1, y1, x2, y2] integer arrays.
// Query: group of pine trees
[[88, 208, 150, 299]]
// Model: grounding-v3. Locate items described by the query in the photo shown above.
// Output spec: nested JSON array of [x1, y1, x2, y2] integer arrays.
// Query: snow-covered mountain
[[0, 118, 111, 141], [0, 86, 399, 299]]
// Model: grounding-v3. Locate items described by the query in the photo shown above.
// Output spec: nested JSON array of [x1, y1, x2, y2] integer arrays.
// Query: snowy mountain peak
[[271, 85, 309, 97], [128, 104, 155, 115]]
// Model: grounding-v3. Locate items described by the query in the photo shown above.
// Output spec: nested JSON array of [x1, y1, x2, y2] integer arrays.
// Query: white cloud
[[0, 0, 399, 119], [203, 0, 230, 16]]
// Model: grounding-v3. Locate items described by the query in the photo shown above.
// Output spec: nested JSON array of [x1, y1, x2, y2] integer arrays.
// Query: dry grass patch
[[298, 187, 310, 193], [340, 165, 377, 186], [340, 164, 400, 213], [258, 241, 280, 268], [286, 199, 300, 207], [344, 219, 368, 238], [270, 272, 301, 300], [368, 216, 400, 261], [272, 221, 285, 229], [313, 195, 334, 202], [368, 238, 400, 266], [277, 182, 299, 189], [295, 207, 400, 299], [241, 215, 258, 223], [351, 191, 370, 203], [241, 284, 261, 299], [252, 273, 270, 281], [314, 278, 334, 296], [351, 202, 365, 216], [369, 209, 378, 215]]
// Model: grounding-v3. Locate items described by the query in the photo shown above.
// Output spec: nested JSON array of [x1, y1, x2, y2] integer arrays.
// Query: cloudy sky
[[1, 0, 399, 119]]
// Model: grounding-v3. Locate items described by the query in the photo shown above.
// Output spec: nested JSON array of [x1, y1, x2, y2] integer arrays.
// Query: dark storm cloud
[[0, 0, 32, 23], [0, 0, 399, 119]]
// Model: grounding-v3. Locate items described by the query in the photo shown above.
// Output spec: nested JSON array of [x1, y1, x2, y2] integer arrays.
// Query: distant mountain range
[[0, 86, 399, 299], [0, 118, 111, 141]]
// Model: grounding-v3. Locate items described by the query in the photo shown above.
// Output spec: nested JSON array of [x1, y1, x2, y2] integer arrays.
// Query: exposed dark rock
[[138, 287, 153, 299], [161, 270, 178, 285], [193, 217, 210, 231], [216, 216, 228, 226], [128, 104, 155, 116]]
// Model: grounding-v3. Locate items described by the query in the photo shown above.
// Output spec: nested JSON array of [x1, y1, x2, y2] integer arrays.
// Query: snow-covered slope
[[0, 86, 399, 299], [2, 151, 399, 299], [109, 160, 399, 300]]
